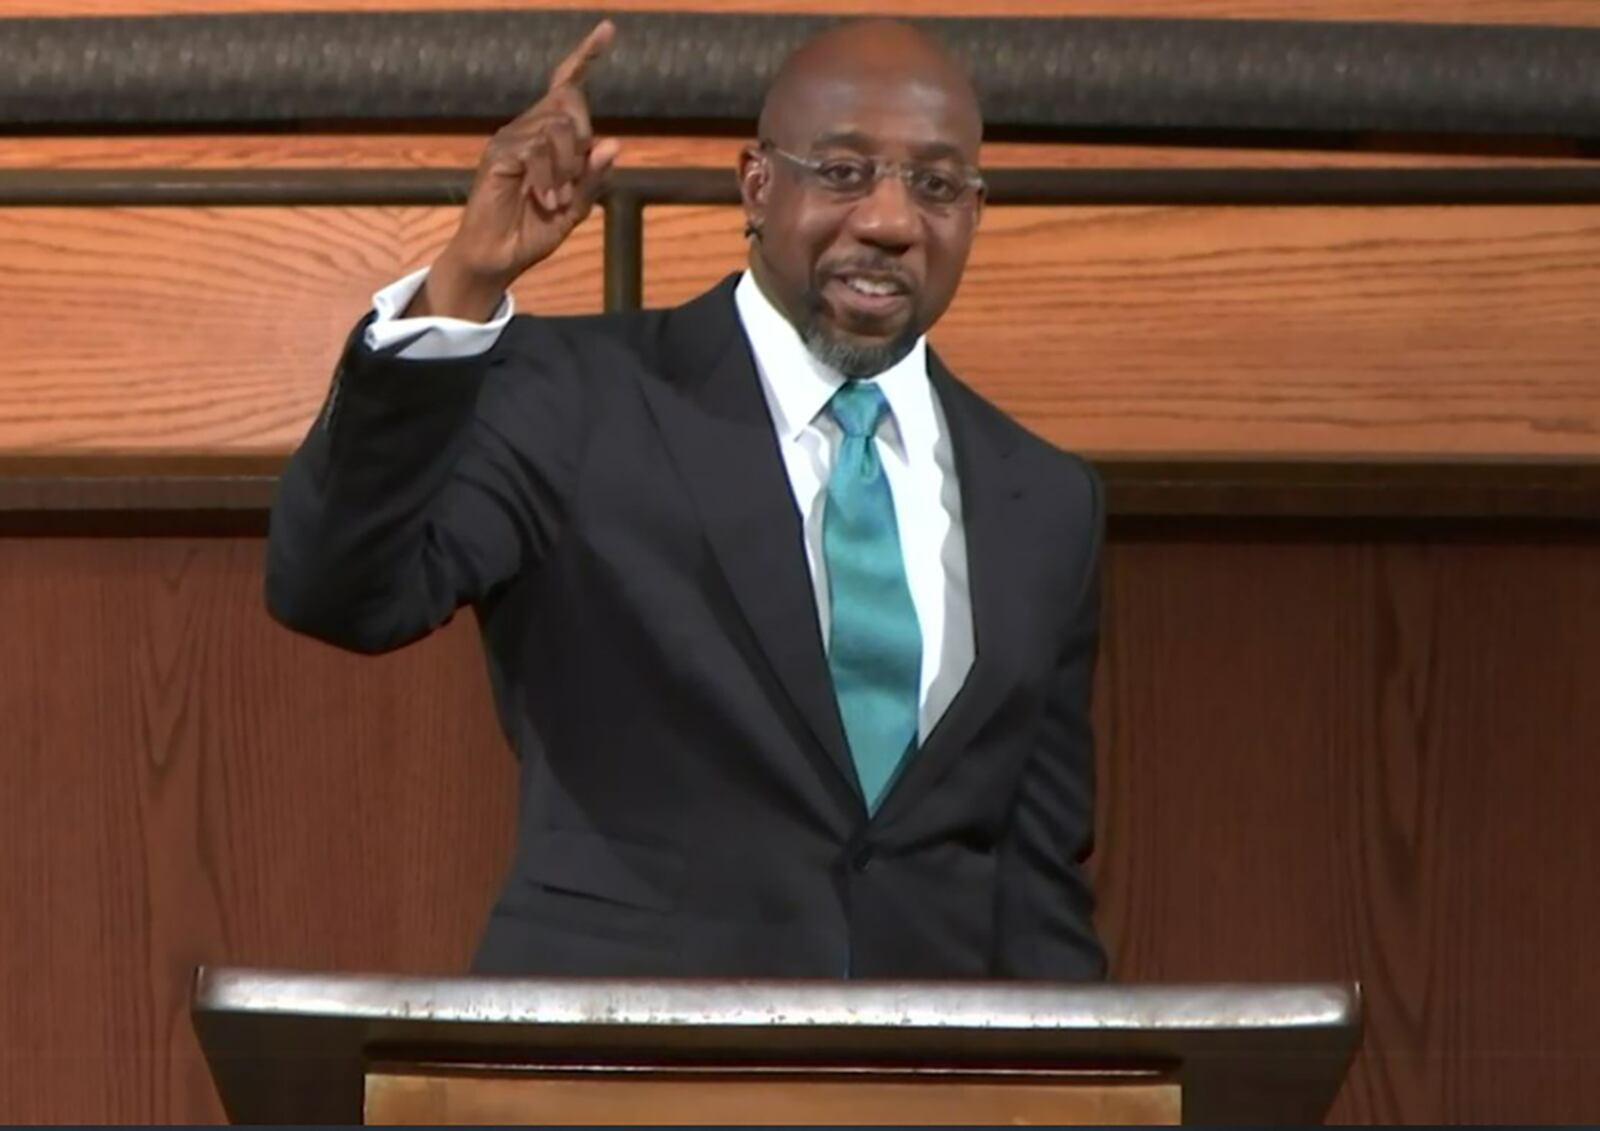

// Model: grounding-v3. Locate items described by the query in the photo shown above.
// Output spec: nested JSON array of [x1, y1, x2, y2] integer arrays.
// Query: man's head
[[738, 19, 985, 378]]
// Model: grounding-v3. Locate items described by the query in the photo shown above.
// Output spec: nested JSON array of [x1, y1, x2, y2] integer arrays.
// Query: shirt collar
[[734, 270, 933, 452]]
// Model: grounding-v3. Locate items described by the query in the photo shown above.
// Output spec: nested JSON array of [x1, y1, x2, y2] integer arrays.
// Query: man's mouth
[[824, 272, 913, 325], [838, 273, 908, 298]]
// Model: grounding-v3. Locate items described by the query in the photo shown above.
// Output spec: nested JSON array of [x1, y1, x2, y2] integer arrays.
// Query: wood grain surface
[[1090, 524, 1600, 1122], [15, 0, 1600, 24], [363, 1068, 1182, 1125], [0, 536, 517, 1123], [646, 203, 1600, 456], [8, 136, 1584, 171], [4, 202, 1595, 457], [2, 527, 1598, 1122], [0, 204, 603, 454]]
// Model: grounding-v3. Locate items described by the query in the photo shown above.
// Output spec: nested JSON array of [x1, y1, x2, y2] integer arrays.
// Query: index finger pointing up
[[548, 19, 615, 92]]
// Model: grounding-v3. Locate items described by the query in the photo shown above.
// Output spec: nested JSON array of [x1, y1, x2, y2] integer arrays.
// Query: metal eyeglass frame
[[759, 141, 986, 209]]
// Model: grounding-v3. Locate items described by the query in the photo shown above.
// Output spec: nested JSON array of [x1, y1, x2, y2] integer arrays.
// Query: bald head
[[737, 18, 987, 379], [758, 20, 983, 156]]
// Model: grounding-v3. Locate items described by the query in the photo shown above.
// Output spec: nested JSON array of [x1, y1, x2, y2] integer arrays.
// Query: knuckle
[[479, 145, 519, 172]]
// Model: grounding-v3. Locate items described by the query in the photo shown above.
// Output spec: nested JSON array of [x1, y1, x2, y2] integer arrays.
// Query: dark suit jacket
[[266, 273, 1107, 980]]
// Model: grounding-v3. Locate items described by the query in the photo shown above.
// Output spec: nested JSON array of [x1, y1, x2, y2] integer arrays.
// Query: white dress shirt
[[364, 268, 975, 741]]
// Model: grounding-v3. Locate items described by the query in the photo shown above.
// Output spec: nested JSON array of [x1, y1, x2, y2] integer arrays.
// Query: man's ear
[[972, 184, 986, 228], [737, 143, 770, 237]]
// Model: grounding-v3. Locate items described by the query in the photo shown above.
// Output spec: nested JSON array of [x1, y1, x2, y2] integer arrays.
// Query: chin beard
[[800, 291, 920, 379]]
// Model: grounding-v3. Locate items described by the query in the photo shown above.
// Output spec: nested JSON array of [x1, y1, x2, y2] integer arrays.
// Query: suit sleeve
[[264, 315, 588, 654], [992, 457, 1109, 981]]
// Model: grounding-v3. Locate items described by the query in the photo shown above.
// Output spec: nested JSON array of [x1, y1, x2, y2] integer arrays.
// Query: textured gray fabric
[[1, 10, 1597, 137]]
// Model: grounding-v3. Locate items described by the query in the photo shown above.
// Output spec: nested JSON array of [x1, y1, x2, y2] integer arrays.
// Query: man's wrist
[[405, 257, 512, 323]]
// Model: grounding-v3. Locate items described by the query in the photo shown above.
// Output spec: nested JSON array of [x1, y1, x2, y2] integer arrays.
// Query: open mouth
[[825, 273, 913, 324]]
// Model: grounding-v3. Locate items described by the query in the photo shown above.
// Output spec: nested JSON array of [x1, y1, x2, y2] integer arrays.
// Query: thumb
[[589, 138, 622, 179], [574, 137, 622, 209]]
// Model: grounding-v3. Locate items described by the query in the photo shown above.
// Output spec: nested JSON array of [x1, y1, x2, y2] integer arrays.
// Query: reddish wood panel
[[2, 527, 1599, 1122], [16, 0, 1600, 24], [2, 203, 1597, 458], [0, 537, 517, 1123], [1091, 525, 1600, 1122]]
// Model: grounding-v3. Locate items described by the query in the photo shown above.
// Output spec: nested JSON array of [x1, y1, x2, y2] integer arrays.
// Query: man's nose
[[846, 171, 920, 251]]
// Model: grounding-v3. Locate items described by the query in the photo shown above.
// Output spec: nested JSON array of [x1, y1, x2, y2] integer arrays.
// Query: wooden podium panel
[[364, 1065, 1182, 1125]]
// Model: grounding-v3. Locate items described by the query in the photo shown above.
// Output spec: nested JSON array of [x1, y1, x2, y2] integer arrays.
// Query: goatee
[[800, 289, 919, 379]]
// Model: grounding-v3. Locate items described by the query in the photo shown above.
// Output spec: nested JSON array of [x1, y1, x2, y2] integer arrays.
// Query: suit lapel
[[636, 277, 861, 806], [875, 352, 1030, 825]]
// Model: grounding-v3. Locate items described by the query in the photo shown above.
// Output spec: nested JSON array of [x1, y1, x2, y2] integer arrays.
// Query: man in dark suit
[[266, 17, 1106, 980]]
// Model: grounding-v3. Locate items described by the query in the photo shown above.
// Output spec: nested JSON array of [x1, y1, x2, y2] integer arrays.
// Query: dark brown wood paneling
[[3, 527, 1599, 1121], [0, 537, 515, 1122], [1090, 524, 1600, 1123]]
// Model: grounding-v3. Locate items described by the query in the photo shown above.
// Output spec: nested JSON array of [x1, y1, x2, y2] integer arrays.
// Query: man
[[266, 17, 1106, 981]]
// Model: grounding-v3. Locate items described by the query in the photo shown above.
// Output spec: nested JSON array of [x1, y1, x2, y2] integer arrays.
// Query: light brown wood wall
[[6, 197, 1596, 458], [2, 1, 1598, 461]]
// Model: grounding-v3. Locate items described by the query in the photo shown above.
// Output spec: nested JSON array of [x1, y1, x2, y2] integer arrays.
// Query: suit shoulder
[[497, 306, 670, 364], [492, 280, 734, 384], [944, 370, 1100, 496]]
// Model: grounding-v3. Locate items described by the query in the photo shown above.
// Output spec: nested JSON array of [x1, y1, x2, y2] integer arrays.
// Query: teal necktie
[[823, 381, 923, 812]]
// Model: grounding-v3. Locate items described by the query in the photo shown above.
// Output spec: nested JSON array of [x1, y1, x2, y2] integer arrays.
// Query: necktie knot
[[827, 380, 889, 440]]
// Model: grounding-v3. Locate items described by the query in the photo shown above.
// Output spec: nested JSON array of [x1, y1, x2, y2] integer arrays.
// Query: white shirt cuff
[[363, 266, 514, 360]]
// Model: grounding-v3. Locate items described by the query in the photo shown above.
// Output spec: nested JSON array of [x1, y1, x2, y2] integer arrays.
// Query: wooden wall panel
[[11, 136, 1583, 171], [644, 203, 1600, 456], [17, 0, 1600, 25], [1100, 527, 1600, 1126], [12, 201, 1593, 457], [1092, 525, 1600, 1122], [0, 537, 517, 1123], [0, 205, 603, 454], [2, 527, 1598, 1122]]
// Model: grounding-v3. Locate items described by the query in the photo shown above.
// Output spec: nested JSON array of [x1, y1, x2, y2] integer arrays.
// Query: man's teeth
[[843, 277, 902, 297]]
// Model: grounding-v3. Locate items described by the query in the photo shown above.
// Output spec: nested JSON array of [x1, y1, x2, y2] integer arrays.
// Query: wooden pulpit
[[190, 967, 1360, 1125]]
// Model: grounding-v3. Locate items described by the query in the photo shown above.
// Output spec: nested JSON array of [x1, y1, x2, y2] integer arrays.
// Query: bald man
[[267, 18, 1107, 981]]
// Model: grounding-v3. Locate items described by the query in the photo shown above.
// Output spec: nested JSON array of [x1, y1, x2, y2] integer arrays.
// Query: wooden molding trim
[[2, 455, 1596, 523]]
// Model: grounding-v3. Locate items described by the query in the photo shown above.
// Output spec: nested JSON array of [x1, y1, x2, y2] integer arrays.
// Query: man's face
[[741, 70, 984, 378]]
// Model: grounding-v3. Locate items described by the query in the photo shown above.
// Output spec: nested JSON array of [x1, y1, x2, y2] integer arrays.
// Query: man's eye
[[817, 160, 872, 190], [911, 169, 963, 203]]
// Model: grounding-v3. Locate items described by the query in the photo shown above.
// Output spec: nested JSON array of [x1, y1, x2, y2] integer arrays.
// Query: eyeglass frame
[[757, 140, 987, 211]]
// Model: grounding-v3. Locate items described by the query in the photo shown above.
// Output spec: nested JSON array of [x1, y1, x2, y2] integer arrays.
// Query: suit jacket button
[[851, 846, 874, 873]]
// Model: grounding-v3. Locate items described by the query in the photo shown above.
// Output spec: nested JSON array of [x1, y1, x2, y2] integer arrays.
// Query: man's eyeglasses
[[760, 142, 985, 210]]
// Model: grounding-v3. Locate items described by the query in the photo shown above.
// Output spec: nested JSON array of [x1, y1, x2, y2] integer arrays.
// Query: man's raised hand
[[415, 20, 620, 320]]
